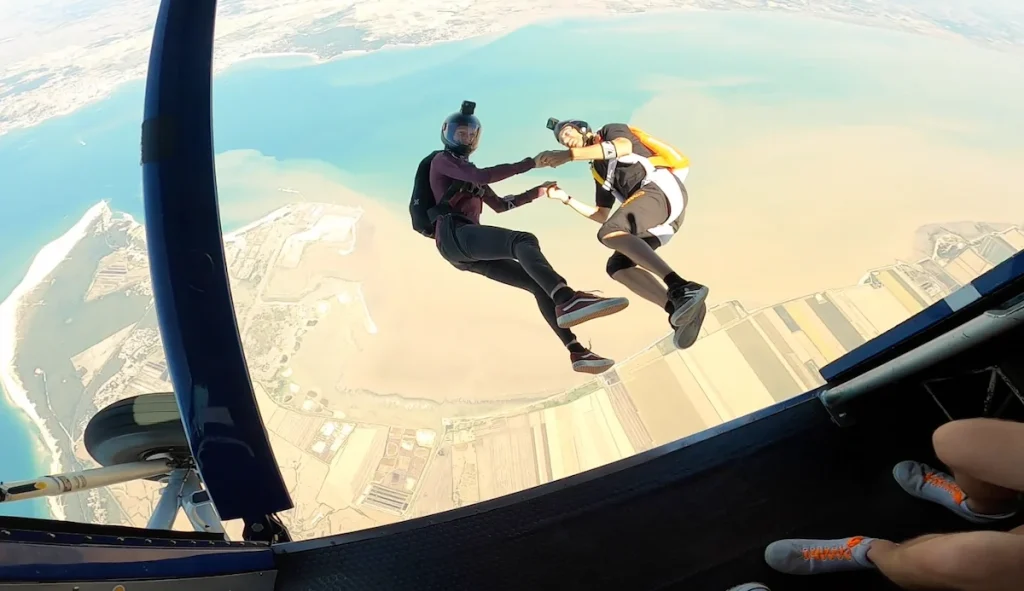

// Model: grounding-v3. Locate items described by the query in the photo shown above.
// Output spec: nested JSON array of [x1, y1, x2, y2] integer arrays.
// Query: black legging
[[436, 217, 576, 346]]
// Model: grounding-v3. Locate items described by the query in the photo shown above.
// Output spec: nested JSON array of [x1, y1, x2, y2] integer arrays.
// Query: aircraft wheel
[[84, 392, 191, 469]]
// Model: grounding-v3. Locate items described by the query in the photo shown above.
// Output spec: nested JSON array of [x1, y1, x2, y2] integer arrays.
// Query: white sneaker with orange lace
[[764, 536, 876, 575], [892, 460, 1018, 523]]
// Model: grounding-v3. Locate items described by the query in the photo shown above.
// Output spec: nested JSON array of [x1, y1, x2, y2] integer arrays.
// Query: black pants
[[436, 216, 576, 346], [598, 175, 686, 278]]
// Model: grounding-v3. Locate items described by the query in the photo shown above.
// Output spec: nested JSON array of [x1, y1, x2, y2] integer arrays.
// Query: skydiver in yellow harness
[[543, 118, 709, 349]]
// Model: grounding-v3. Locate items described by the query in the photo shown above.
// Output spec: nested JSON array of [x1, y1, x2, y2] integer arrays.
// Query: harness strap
[[593, 153, 659, 203]]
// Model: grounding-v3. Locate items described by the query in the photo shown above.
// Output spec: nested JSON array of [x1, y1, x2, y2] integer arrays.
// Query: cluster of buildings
[[106, 218, 1023, 534]]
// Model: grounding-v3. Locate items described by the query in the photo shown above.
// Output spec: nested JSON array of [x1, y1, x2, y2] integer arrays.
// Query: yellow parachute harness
[[590, 126, 690, 195], [627, 126, 690, 170]]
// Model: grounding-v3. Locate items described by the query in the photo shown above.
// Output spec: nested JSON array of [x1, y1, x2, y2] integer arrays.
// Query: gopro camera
[[546, 117, 559, 131], [461, 100, 476, 116]]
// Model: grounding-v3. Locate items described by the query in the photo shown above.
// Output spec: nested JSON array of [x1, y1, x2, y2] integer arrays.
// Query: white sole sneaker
[[673, 302, 707, 350], [557, 296, 630, 329], [669, 285, 709, 328], [572, 358, 615, 374]]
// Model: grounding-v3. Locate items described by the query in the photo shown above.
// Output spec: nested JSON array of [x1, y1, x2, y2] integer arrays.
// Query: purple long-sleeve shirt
[[428, 151, 539, 226]]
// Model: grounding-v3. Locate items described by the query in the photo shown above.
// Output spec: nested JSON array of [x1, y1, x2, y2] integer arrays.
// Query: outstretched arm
[[551, 123, 635, 163], [432, 151, 536, 185], [548, 185, 612, 223], [482, 182, 556, 213], [568, 136, 632, 162]]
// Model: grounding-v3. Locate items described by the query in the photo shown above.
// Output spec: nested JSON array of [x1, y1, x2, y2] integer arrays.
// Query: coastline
[[0, 8, 1020, 527], [0, 36, 470, 139], [0, 195, 363, 523], [0, 200, 111, 521], [224, 202, 297, 239], [3, 7, 1022, 139]]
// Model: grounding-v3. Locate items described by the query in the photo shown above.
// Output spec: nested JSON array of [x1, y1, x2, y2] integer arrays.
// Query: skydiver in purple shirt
[[428, 102, 630, 374]]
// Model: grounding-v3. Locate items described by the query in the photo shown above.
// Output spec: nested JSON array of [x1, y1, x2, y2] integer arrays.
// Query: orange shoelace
[[923, 470, 966, 505], [802, 536, 866, 562]]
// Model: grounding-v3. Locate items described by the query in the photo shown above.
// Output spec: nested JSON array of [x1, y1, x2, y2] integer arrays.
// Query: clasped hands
[[533, 150, 572, 169], [529, 150, 572, 202], [533, 181, 570, 203]]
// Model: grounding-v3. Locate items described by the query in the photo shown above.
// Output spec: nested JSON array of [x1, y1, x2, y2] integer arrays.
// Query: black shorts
[[602, 176, 687, 276], [601, 179, 685, 239]]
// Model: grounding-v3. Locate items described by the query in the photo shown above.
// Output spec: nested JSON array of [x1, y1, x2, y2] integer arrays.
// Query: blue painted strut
[[141, 0, 293, 521]]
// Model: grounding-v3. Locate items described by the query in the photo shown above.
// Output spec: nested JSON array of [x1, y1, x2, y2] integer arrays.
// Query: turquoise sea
[[1, 10, 1021, 519]]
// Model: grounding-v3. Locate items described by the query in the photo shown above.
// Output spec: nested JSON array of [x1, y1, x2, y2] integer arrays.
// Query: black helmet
[[546, 117, 591, 143], [442, 101, 481, 157]]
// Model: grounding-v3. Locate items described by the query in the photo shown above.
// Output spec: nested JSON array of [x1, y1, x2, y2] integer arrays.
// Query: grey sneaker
[[669, 281, 709, 327], [673, 302, 707, 349]]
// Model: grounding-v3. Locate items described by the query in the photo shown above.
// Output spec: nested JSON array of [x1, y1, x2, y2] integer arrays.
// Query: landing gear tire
[[84, 392, 191, 473]]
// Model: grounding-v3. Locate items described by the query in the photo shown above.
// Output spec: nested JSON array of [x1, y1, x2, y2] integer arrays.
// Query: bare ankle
[[965, 497, 1018, 516]]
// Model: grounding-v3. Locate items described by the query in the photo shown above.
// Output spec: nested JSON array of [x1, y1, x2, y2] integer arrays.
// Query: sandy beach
[[0, 200, 110, 521]]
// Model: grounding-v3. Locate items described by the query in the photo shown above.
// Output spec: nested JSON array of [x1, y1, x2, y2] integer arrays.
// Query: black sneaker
[[673, 302, 707, 349], [555, 290, 630, 329], [571, 349, 615, 374], [668, 281, 709, 328]]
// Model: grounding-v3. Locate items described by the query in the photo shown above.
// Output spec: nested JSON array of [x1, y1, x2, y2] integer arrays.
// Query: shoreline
[[3, 8, 1018, 140], [0, 8, 1019, 523], [224, 202, 297, 239], [0, 200, 111, 521], [0, 35, 472, 139], [221, 36, 492, 76], [0, 197, 355, 523]]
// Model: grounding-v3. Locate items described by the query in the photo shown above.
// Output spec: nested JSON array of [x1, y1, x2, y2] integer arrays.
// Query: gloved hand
[[534, 181, 558, 199]]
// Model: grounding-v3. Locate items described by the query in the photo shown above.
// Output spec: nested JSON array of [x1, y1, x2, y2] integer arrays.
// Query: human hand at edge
[[544, 186, 570, 204], [534, 150, 572, 168], [546, 150, 572, 168], [534, 181, 559, 199]]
